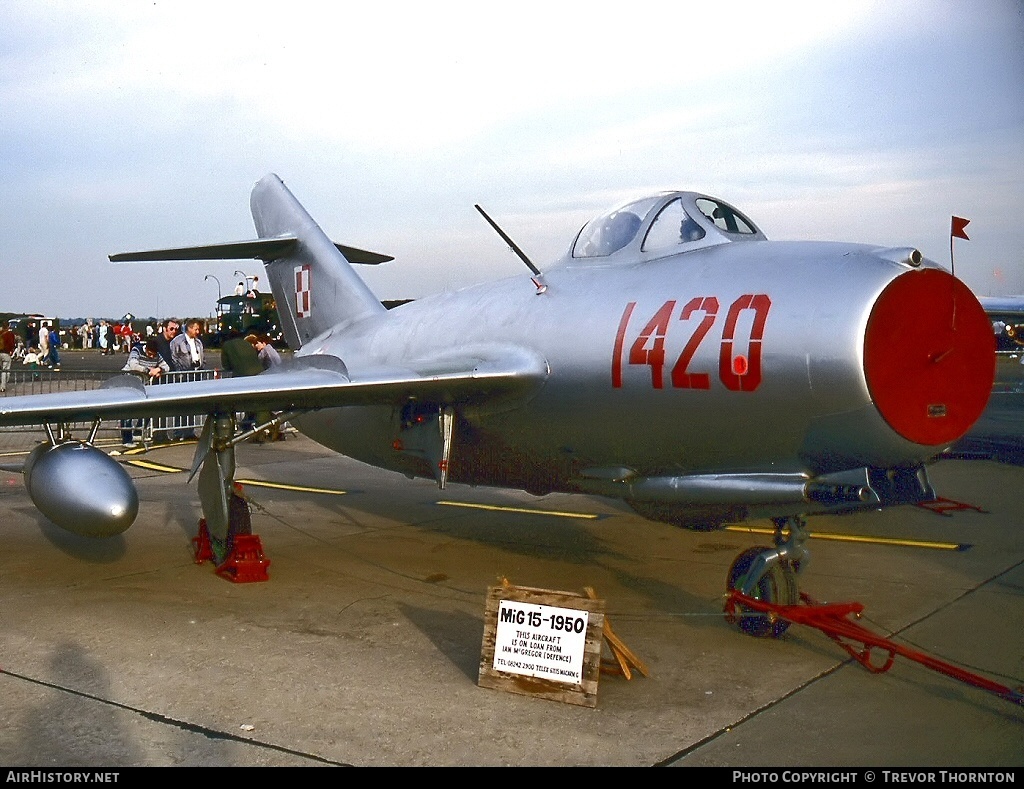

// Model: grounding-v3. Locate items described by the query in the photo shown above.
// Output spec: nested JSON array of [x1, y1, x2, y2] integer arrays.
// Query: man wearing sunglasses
[[154, 320, 180, 368], [151, 319, 192, 441]]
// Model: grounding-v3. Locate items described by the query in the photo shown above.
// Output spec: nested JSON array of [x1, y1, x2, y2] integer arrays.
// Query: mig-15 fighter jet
[[0, 173, 995, 636]]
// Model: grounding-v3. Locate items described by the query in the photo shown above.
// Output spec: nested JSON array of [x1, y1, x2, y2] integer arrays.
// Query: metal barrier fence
[[134, 370, 218, 444], [0, 368, 217, 440], [131, 369, 217, 443]]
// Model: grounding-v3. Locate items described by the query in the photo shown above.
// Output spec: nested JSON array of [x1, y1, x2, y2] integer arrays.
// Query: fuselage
[[294, 238, 994, 498]]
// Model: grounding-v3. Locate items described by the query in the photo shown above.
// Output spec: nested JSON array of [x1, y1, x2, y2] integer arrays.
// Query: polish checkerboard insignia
[[295, 264, 311, 318]]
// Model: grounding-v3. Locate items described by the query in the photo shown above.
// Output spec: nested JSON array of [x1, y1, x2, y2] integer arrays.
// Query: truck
[[6, 314, 59, 347], [206, 293, 285, 348], [204, 294, 411, 349]]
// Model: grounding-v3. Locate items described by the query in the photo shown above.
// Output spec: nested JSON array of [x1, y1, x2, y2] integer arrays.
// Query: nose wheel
[[725, 516, 807, 637]]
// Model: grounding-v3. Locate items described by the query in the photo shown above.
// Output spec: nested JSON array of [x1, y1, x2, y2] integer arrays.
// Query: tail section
[[109, 173, 392, 351], [250, 174, 386, 349]]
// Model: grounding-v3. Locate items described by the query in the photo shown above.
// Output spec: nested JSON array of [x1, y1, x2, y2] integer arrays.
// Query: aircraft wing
[[0, 350, 548, 428]]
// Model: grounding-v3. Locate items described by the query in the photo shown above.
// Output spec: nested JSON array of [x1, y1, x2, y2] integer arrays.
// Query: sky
[[1, 0, 1022, 320]]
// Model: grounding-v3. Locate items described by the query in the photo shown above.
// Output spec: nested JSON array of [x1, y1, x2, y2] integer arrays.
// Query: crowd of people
[[116, 319, 285, 446], [116, 320, 284, 447], [3, 317, 283, 364], [0, 318, 64, 374], [60, 318, 161, 355], [0, 315, 286, 447], [2, 317, 160, 367]]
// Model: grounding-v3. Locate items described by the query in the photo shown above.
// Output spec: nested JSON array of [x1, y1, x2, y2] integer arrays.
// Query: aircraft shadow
[[9, 640, 145, 765], [414, 508, 616, 564], [27, 511, 129, 563]]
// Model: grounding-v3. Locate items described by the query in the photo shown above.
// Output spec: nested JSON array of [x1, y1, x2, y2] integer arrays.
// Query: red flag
[[951, 216, 970, 240]]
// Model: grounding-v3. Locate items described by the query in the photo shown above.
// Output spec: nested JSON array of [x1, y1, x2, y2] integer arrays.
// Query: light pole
[[234, 270, 251, 293], [204, 274, 222, 300]]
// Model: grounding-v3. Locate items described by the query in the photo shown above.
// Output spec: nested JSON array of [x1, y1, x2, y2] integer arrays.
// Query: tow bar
[[724, 590, 1024, 706]]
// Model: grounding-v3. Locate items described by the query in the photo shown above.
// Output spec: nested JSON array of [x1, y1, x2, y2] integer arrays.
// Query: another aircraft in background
[[949, 296, 1024, 465], [0, 174, 996, 636], [980, 295, 1024, 353]]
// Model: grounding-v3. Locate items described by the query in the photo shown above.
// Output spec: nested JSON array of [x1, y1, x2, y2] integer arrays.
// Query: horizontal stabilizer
[[110, 237, 393, 265]]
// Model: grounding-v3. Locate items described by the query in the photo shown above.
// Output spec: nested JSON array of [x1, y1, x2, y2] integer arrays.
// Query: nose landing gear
[[724, 515, 807, 637]]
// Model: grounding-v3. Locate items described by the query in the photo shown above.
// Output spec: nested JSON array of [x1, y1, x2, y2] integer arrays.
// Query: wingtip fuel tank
[[24, 443, 139, 537]]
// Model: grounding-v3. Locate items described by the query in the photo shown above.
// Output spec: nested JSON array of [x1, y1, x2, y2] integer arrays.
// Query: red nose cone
[[864, 268, 995, 446]]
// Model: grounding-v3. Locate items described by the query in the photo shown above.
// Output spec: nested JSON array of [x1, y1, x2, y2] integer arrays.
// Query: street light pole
[[204, 274, 222, 301], [234, 269, 252, 292]]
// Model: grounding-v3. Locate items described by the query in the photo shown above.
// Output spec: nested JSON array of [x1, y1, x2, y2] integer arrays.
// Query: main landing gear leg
[[724, 515, 809, 637], [192, 412, 239, 564]]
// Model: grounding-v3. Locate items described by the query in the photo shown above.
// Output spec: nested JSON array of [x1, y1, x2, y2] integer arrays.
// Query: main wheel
[[725, 547, 798, 637]]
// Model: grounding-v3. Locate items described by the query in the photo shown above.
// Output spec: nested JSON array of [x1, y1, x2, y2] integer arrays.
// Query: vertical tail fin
[[109, 173, 390, 351], [250, 174, 385, 349]]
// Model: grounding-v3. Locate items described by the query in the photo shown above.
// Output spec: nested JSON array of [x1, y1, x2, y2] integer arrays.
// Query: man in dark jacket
[[219, 329, 267, 440], [154, 319, 179, 367]]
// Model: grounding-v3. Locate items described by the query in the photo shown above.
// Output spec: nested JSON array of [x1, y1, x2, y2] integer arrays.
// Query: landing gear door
[[395, 403, 455, 489]]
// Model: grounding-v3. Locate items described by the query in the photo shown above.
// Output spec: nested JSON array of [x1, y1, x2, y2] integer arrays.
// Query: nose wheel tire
[[725, 547, 799, 637]]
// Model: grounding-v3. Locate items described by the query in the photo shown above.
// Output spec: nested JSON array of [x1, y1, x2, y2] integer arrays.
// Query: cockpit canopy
[[567, 191, 766, 264]]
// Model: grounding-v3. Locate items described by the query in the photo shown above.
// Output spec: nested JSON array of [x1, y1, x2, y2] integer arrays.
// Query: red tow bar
[[724, 590, 1023, 706]]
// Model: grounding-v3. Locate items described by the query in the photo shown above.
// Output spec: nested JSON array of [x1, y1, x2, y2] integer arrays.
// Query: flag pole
[[950, 216, 971, 277]]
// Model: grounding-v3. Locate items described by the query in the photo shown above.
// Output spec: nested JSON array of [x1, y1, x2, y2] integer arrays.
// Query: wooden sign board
[[478, 583, 606, 708]]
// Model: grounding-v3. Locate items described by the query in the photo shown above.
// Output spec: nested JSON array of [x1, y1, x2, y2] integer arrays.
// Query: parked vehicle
[[206, 293, 285, 348]]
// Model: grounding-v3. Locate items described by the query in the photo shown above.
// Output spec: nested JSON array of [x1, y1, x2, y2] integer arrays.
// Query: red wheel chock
[[215, 534, 271, 583], [192, 519, 215, 564], [724, 590, 1023, 705], [192, 518, 270, 583]]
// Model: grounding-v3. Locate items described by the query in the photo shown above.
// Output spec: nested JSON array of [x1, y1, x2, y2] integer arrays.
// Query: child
[[22, 348, 41, 381]]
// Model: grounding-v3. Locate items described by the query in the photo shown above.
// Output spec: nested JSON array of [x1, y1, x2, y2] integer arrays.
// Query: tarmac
[[0, 352, 1022, 767]]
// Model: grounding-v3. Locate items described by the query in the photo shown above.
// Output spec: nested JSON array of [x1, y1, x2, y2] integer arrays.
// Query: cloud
[[0, 0, 1021, 316]]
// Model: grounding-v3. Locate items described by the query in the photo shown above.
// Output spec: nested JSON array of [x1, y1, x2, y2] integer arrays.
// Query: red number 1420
[[611, 295, 771, 392]]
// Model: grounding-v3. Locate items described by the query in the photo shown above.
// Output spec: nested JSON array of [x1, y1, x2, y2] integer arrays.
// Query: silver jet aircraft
[[0, 174, 996, 637]]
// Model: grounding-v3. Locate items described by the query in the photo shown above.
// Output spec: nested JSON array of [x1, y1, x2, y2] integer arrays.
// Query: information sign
[[492, 599, 589, 683], [478, 583, 605, 707]]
